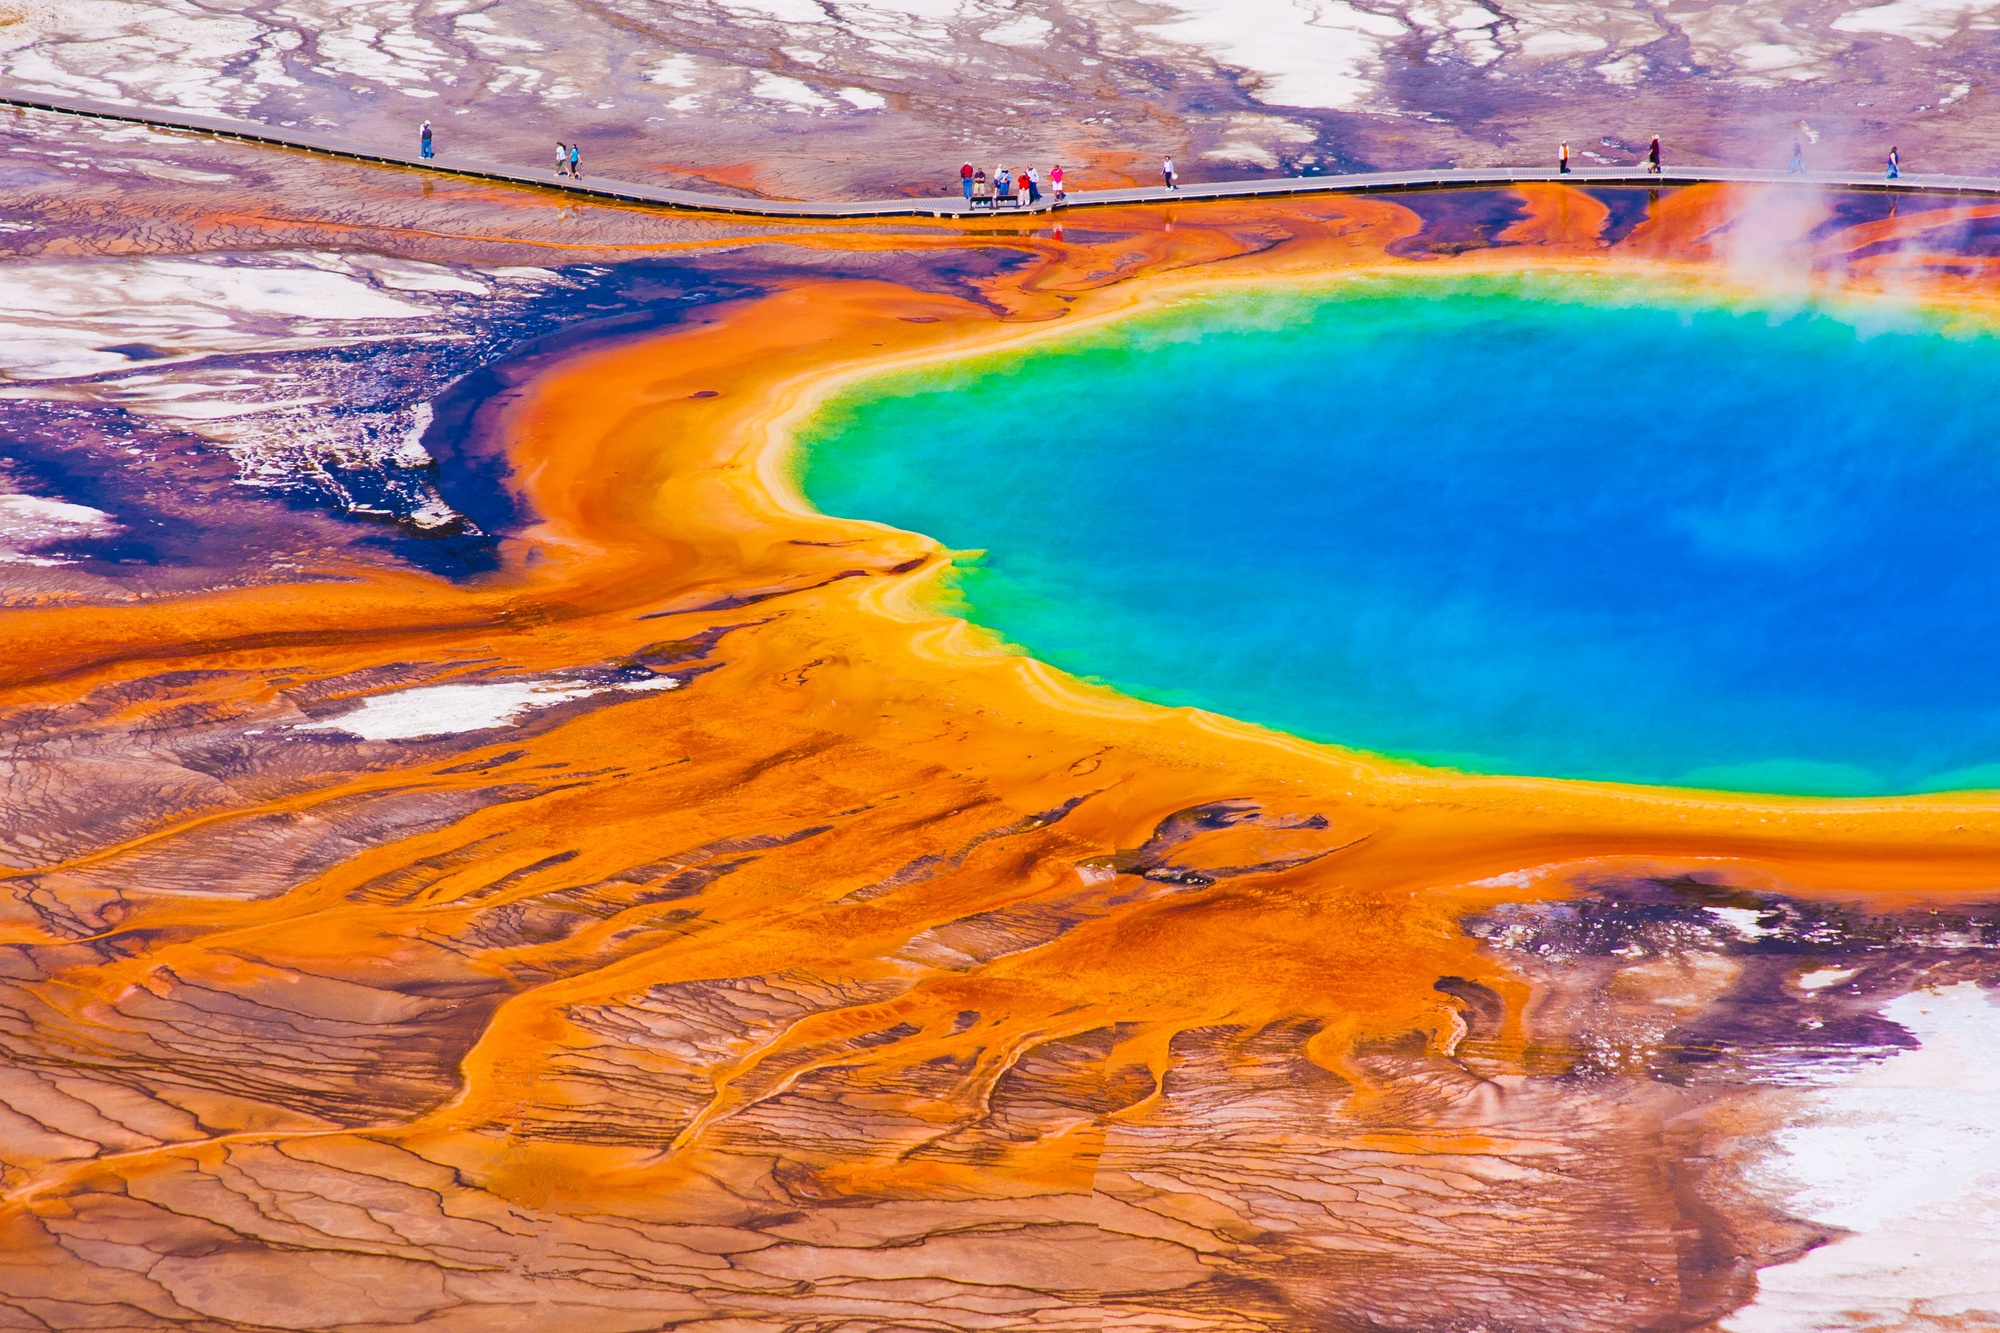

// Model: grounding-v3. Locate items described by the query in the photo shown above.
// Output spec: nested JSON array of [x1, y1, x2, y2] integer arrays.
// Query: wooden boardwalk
[[7, 85, 1999, 219]]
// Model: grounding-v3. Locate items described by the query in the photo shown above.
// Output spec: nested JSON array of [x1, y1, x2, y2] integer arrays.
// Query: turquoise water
[[797, 273, 2000, 796]]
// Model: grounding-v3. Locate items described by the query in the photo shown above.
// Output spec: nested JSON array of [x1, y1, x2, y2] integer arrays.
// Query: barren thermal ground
[[5, 6, 2000, 1332], [6, 0, 2000, 194]]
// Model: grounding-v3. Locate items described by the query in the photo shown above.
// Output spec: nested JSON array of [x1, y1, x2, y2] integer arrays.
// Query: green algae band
[[798, 273, 2000, 797]]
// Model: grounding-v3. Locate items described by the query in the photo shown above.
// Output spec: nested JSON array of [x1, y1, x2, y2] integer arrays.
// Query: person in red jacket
[[960, 161, 974, 203]]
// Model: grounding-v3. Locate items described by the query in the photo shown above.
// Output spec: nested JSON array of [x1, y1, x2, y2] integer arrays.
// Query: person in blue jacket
[[1887, 146, 1901, 179]]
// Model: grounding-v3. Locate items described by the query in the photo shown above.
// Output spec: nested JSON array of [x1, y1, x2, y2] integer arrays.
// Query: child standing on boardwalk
[[420, 121, 433, 159]]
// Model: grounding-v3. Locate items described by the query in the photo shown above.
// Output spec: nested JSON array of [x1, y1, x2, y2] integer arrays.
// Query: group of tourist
[[956, 156, 1181, 209], [416, 122, 584, 178], [416, 125, 580, 181], [1557, 136, 1661, 174], [408, 121, 1918, 204], [960, 162, 1067, 208], [1559, 134, 1905, 180]]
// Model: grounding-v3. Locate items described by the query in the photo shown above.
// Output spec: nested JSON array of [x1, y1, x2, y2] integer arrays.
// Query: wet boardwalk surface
[[5, 84, 1999, 217]]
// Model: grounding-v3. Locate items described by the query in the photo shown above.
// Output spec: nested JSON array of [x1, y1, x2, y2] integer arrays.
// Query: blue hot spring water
[[795, 273, 2000, 796]]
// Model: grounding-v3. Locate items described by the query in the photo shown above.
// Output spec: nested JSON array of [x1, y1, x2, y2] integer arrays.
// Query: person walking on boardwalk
[[1050, 163, 1065, 204], [1787, 139, 1805, 173], [960, 161, 974, 202], [1887, 145, 1901, 179], [1645, 136, 1660, 173], [569, 143, 581, 178], [1559, 140, 1570, 174], [1162, 155, 1178, 189], [556, 141, 569, 177], [420, 120, 433, 159]]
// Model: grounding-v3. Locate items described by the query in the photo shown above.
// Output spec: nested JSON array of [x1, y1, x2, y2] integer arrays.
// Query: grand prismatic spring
[[799, 271, 2000, 797], [7, 8, 2000, 1331]]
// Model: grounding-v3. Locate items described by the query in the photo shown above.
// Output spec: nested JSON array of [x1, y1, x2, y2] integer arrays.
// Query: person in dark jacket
[[1646, 136, 1660, 173], [420, 121, 433, 159]]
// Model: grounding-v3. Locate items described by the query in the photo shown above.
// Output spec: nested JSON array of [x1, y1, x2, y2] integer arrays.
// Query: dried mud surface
[[5, 161, 2000, 1332]]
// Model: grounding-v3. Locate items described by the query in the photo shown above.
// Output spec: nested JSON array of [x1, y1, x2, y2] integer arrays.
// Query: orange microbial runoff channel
[[3, 184, 2000, 1330]]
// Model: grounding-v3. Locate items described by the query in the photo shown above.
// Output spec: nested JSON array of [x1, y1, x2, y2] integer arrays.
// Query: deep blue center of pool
[[798, 274, 2000, 795]]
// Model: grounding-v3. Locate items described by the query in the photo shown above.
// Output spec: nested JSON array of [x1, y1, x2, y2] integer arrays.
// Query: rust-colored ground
[[3, 185, 1998, 1331]]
